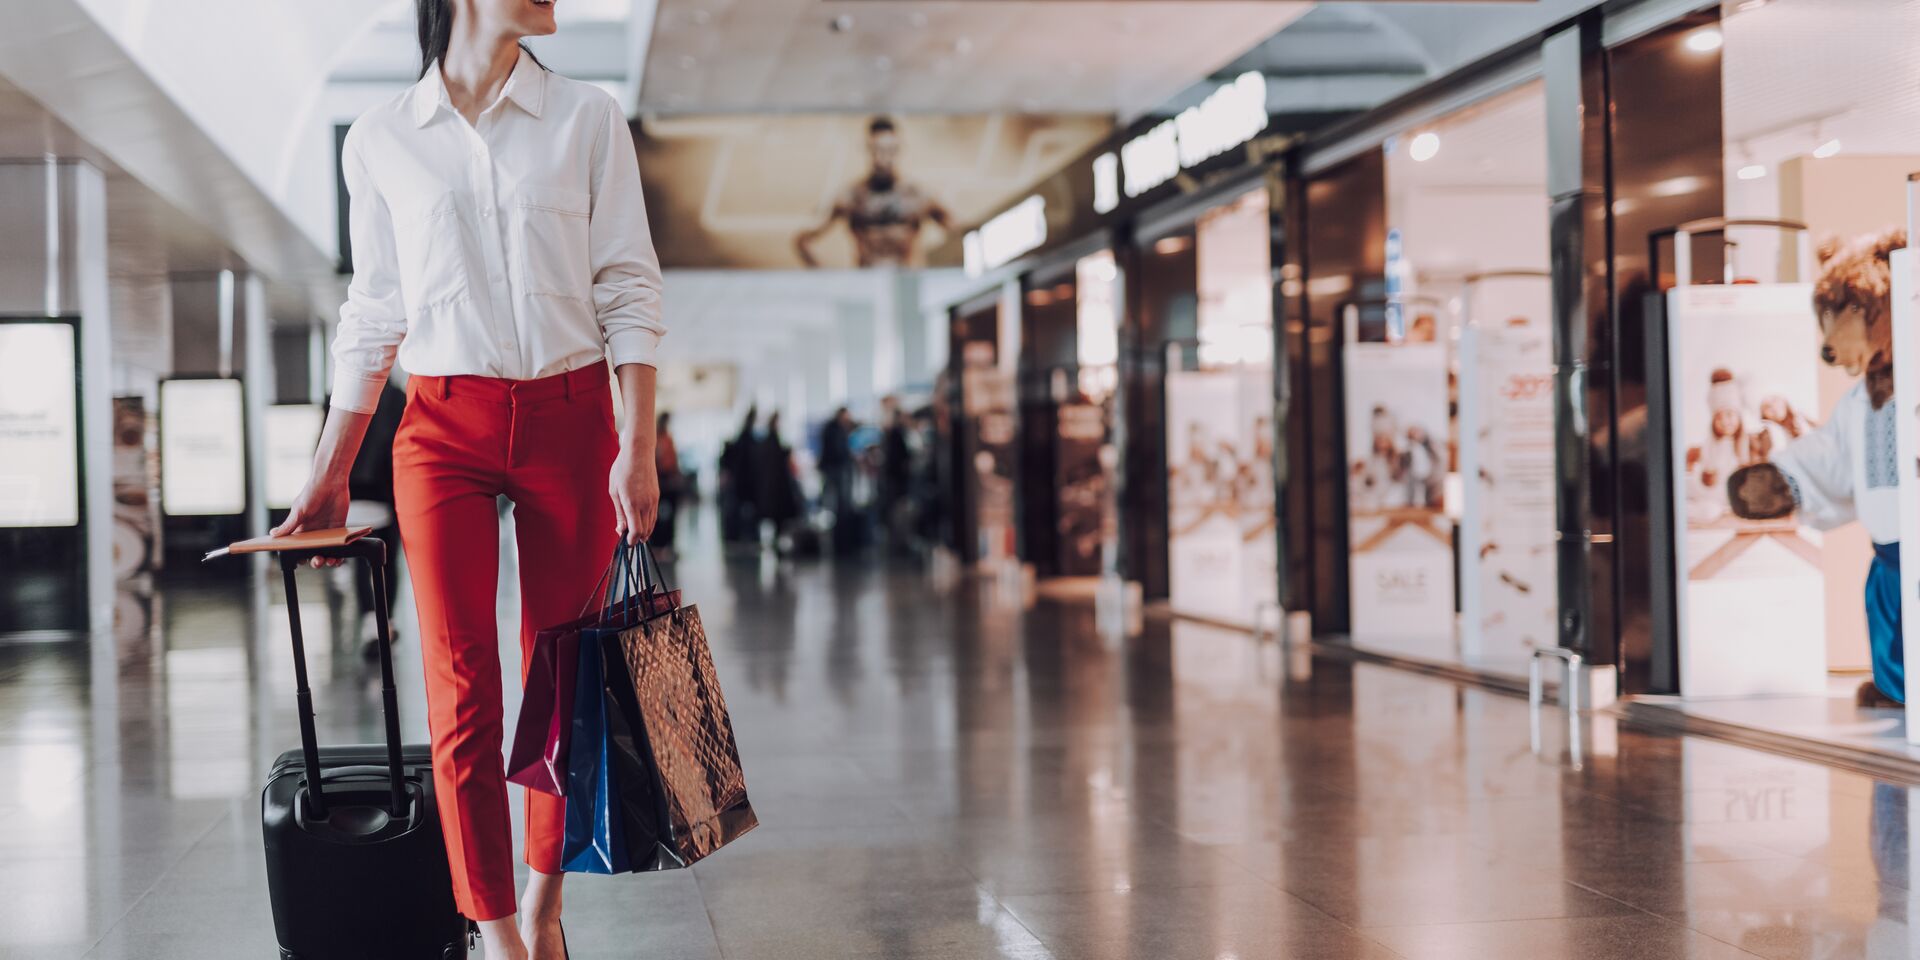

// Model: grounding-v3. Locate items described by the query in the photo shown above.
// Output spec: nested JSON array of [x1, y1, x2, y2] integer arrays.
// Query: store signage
[[264, 404, 323, 510], [1092, 153, 1120, 215], [1106, 71, 1268, 204], [160, 378, 246, 516], [963, 194, 1047, 278], [0, 323, 80, 527]]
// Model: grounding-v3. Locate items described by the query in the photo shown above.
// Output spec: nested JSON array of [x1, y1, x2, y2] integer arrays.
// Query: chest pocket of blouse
[[391, 192, 470, 310], [516, 185, 593, 302]]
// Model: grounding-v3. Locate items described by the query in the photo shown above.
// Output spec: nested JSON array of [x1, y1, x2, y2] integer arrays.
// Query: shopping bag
[[510, 547, 680, 796], [506, 620, 585, 795], [611, 545, 758, 869], [559, 624, 630, 875]]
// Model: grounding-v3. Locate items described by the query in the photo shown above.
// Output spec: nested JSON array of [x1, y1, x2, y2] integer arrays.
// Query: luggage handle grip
[[270, 540, 406, 822]]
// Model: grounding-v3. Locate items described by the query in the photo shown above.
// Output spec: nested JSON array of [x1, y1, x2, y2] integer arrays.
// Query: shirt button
[[480, 206, 493, 218]]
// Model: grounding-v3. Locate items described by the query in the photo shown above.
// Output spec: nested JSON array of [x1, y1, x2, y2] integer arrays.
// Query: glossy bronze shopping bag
[[611, 549, 758, 869]]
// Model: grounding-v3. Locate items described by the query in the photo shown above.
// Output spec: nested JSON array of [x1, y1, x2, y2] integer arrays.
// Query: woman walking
[[272, 1, 666, 957]]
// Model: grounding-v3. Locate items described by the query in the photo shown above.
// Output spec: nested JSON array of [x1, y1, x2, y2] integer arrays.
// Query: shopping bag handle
[[633, 541, 678, 611]]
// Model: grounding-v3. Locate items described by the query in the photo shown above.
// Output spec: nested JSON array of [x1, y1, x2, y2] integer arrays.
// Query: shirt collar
[[411, 47, 545, 127]]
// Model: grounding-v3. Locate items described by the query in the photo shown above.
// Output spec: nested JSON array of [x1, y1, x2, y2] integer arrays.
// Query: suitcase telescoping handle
[[273, 537, 408, 822]]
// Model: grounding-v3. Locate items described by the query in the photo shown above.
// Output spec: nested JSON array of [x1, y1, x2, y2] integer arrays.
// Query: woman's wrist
[[620, 432, 655, 457]]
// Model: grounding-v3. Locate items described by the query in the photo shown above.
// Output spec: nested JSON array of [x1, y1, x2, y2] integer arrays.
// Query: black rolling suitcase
[[247, 535, 472, 959]]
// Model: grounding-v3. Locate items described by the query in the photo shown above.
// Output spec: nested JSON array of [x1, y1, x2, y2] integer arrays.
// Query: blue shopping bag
[[560, 629, 631, 875]]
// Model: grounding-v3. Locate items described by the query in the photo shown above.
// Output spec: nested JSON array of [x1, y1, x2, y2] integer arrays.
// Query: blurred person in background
[[719, 406, 758, 543], [756, 412, 802, 550], [879, 397, 913, 549], [819, 406, 856, 547], [651, 411, 681, 559], [347, 378, 407, 658]]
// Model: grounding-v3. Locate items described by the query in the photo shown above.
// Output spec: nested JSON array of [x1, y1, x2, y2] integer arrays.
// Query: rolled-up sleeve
[[587, 95, 666, 368], [330, 128, 407, 414]]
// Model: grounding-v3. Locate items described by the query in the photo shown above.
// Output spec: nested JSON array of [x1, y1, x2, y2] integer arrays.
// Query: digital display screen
[[161, 379, 246, 516], [265, 405, 323, 510], [0, 323, 80, 527]]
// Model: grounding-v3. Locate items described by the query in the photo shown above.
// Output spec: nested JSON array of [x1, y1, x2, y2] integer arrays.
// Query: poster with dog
[[1668, 283, 1826, 697], [1344, 341, 1453, 649]]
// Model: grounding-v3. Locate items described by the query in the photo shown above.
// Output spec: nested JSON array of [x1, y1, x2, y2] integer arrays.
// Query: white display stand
[[1457, 274, 1556, 671], [1893, 244, 1918, 737], [1343, 340, 1454, 648], [1167, 369, 1251, 627], [1667, 282, 1826, 698]]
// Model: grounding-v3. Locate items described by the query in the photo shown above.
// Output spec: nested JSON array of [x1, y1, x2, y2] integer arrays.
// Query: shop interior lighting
[[1686, 28, 1724, 53], [1735, 0, 1770, 10], [1737, 164, 1767, 180], [1814, 138, 1843, 159], [1409, 131, 1441, 163], [1154, 236, 1192, 256]]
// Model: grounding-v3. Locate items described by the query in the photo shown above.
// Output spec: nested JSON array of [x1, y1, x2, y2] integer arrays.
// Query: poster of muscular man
[[794, 117, 951, 268], [634, 113, 1109, 269]]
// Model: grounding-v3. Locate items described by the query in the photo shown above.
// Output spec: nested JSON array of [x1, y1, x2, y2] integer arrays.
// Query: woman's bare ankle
[[477, 915, 528, 960]]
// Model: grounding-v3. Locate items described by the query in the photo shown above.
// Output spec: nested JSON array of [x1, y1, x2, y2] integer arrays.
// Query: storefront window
[[1342, 80, 1551, 677], [1164, 188, 1277, 629], [1648, 0, 1920, 742]]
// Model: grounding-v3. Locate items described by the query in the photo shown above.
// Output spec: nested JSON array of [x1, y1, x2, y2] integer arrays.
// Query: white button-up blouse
[[329, 49, 665, 413]]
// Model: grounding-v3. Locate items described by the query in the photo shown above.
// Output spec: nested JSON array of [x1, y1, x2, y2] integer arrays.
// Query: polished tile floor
[[6, 515, 1920, 959]]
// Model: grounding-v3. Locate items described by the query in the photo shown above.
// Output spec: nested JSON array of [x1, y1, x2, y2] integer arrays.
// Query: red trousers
[[393, 363, 618, 921]]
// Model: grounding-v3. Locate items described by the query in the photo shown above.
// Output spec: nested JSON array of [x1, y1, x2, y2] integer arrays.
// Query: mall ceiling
[[639, 0, 1310, 116]]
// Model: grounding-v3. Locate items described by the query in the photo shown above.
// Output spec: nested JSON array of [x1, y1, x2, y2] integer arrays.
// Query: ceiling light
[[1814, 138, 1843, 158], [1154, 236, 1191, 256], [1737, 163, 1767, 180], [1685, 28, 1723, 53], [1735, 0, 1770, 10], [1409, 132, 1441, 163]]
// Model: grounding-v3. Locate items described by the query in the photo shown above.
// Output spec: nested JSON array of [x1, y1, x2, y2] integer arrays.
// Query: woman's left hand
[[609, 441, 660, 545]]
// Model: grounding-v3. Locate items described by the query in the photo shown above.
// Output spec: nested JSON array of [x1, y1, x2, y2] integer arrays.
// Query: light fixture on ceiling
[[1409, 131, 1441, 163], [1735, 0, 1770, 11], [1685, 28, 1724, 53], [1154, 236, 1192, 256], [1814, 138, 1843, 158], [1737, 163, 1767, 180]]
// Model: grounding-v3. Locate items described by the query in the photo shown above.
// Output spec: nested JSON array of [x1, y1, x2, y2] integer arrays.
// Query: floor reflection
[[6, 520, 1920, 958]]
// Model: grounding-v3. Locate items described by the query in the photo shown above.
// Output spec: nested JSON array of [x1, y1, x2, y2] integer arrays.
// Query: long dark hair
[[417, 0, 548, 79]]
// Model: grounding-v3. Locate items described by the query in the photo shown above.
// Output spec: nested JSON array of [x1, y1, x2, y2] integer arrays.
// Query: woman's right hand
[[272, 477, 351, 568]]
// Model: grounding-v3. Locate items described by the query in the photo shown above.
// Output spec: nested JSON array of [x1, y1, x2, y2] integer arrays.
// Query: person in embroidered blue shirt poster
[[1728, 230, 1907, 709]]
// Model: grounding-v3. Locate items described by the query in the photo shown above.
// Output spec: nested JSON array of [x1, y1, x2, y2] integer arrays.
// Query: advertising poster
[[264, 405, 324, 510], [1167, 370, 1248, 625], [0, 323, 80, 527], [1054, 402, 1107, 577], [1238, 366, 1279, 618], [112, 397, 161, 578], [1457, 293, 1557, 670], [1668, 284, 1827, 698], [160, 379, 246, 517], [962, 364, 1017, 563], [634, 114, 1109, 269], [1344, 341, 1453, 648]]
